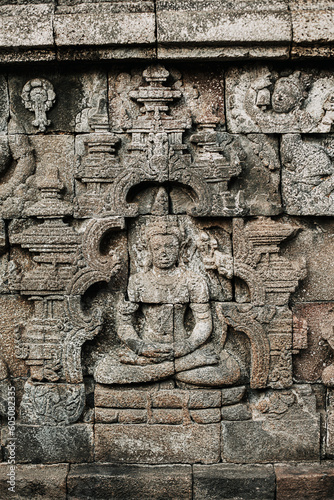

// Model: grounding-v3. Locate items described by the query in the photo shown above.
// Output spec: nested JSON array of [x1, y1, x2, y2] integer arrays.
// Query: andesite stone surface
[[0, 5, 334, 497], [193, 464, 275, 500], [67, 464, 192, 500]]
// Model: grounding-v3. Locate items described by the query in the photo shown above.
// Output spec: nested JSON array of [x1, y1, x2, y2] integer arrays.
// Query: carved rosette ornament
[[21, 78, 56, 132]]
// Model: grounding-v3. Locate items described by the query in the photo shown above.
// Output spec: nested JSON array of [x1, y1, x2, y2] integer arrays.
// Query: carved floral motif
[[21, 79, 56, 132]]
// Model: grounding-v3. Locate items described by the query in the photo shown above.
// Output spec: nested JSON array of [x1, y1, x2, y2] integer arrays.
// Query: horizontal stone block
[[67, 464, 192, 500], [221, 386, 246, 406], [222, 386, 320, 463], [190, 409, 221, 424], [95, 386, 149, 408], [188, 390, 222, 409], [3, 424, 93, 463], [291, 44, 334, 59], [221, 403, 251, 421], [193, 464, 275, 500], [157, 44, 290, 60], [0, 5, 54, 49], [151, 391, 187, 408], [290, 1, 334, 46], [118, 409, 148, 424], [275, 463, 334, 500], [157, 0, 291, 55], [95, 423, 220, 464], [222, 418, 320, 463], [56, 45, 156, 61], [151, 409, 184, 425], [0, 463, 68, 500], [95, 407, 118, 423], [54, 3, 156, 47]]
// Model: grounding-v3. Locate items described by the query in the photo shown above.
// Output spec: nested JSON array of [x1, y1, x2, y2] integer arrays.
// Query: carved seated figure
[[95, 217, 241, 387]]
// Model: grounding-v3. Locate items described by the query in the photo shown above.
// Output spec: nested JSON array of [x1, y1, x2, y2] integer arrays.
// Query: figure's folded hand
[[173, 340, 193, 358], [141, 342, 174, 361]]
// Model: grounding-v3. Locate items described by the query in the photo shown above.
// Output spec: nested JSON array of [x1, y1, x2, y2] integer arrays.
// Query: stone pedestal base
[[1, 463, 333, 499]]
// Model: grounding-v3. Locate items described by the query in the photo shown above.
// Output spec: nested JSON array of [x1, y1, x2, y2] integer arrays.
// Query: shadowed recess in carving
[[126, 181, 202, 216]]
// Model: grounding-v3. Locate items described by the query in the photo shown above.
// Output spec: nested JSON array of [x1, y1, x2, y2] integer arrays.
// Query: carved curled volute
[[169, 164, 213, 216], [218, 304, 270, 388], [63, 296, 103, 383], [110, 170, 148, 218], [81, 216, 125, 274], [63, 216, 125, 384]]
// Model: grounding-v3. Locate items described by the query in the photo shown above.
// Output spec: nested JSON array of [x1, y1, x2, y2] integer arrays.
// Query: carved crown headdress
[[145, 216, 182, 241]]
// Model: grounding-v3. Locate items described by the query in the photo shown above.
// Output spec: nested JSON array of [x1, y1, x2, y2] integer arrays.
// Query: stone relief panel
[[226, 65, 334, 134], [94, 213, 241, 389], [0, 62, 330, 468]]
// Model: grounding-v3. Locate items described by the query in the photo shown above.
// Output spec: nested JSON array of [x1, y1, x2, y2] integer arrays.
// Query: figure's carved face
[[150, 234, 180, 269], [272, 79, 301, 114]]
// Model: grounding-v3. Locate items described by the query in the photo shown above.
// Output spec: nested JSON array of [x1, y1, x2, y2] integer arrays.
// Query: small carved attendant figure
[[245, 71, 315, 133], [95, 217, 241, 387]]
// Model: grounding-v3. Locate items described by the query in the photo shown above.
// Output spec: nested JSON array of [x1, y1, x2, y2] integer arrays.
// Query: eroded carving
[[20, 380, 85, 425], [0, 357, 10, 417], [0, 131, 36, 218], [321, 310, 334, 387], [282, 134, 334, 215], [9, 167, 125, 422], [231, 218, 306, 388]]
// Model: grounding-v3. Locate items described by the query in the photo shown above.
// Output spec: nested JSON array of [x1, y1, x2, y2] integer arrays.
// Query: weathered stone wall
[[1, 0, 334, 62], [0, 1, 333, 499]]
